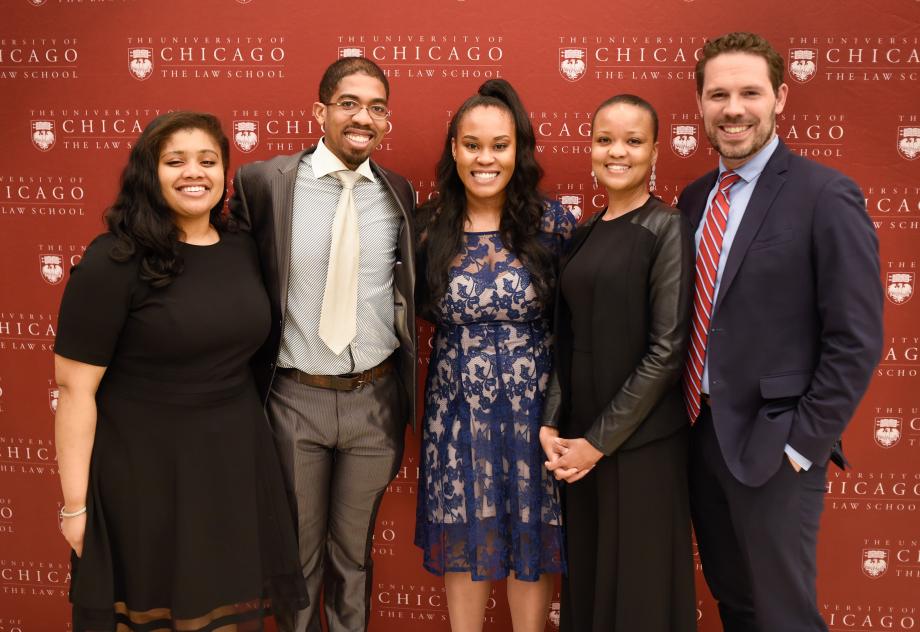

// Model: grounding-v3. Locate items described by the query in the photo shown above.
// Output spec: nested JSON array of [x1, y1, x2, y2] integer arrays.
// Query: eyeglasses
[[325, 99, 391, 120]]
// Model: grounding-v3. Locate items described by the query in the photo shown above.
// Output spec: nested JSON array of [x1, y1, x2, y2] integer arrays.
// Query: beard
[[705, 112, 776, 164]]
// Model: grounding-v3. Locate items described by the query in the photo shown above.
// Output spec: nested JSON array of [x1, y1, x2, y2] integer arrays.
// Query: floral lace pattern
[[415, 202, 576, 581]]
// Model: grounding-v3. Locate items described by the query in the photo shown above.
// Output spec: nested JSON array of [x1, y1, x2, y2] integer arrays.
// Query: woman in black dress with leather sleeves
[[541, 95, 696, 631]]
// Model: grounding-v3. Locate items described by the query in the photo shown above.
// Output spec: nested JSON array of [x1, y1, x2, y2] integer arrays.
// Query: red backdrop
[[2, 1, 919, 630]]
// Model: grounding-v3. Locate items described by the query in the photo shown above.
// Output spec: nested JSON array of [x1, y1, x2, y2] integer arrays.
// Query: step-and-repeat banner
[[2, 0, 918, 630]]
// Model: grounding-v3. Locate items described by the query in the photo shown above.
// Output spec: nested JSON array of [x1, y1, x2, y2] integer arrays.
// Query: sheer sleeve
[[540, 200, 578, 255], [55, 234, 137, 367]]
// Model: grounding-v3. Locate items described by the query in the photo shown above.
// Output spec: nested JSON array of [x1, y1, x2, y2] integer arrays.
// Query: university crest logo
[[547, 601, 561, 629], [233, 121, 259, 153], [339, 47, 365, 59], [671, 124, 699, 157], [886, 272, 914, 304], [559, 48, 587, 82], [862, 549, 888, 578], [39, 254, 64, 285], [874, 417, 901, 448], [789, 48, 818, 83], [897, 126, 920, 160], [557, 194, 583, 222], [31, 120, 56, 151], [129, 48, 154, 81]]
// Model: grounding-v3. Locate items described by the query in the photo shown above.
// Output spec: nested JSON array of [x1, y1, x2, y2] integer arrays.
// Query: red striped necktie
[[683, 170, 742, 422]]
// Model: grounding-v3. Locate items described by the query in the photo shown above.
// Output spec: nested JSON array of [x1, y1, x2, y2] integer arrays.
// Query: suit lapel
[[371, 162, 413, 260], [687, 170, 719, 233], [373, 162, 416, 323], [713, 143, 790, 313], [273, 149, 310, 322], [371, 161, 418, 430]]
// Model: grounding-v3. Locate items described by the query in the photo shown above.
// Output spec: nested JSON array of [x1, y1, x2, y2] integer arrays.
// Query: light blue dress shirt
[[694, 135, 812, 471]]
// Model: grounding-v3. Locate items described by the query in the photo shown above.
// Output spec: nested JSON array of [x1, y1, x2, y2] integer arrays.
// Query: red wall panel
[[3, 1, 918, 629]]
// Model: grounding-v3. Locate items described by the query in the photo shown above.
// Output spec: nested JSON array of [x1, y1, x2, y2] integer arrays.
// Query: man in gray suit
[[229, 57, 416, 632]]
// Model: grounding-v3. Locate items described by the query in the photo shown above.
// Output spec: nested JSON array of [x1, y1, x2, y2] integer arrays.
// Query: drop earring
[[649, 163, 657, 192], [590, 169, 597, 188]]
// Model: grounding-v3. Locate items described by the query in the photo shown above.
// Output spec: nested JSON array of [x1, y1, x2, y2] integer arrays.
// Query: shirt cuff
[[785, 444, 813, 471]]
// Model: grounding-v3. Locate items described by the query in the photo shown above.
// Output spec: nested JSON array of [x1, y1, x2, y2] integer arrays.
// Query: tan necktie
[[318, 169, 361, 355]]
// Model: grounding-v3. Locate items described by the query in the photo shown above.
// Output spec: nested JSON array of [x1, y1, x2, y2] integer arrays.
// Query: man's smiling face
[[697, 51, 788, 169], [313, 72, 389, 169]]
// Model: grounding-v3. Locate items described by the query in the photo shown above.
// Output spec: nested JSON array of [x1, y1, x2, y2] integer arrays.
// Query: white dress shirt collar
[[311, 138, 376, 182]]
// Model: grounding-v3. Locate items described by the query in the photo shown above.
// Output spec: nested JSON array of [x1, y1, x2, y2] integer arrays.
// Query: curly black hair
[[417, 79, 555, 314], [104, 111, 233, 288]]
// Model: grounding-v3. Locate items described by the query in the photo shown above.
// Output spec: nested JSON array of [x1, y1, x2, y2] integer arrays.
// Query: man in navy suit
[[680, 32, 884, 632]]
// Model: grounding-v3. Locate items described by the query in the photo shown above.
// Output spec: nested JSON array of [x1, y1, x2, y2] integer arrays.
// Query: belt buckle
[[338, 371, 367, 390], [354, 367, 375, 389]]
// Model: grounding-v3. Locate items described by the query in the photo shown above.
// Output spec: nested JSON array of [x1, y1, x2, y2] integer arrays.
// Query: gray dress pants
[[268, 371, 405, 632]]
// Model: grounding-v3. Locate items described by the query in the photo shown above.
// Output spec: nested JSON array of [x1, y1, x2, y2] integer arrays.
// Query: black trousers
[[689, 405, 828, 632]]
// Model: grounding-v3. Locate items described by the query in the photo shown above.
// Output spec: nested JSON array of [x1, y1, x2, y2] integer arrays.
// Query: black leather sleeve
[[584, 210, 692, 455], [541, 369, 562, 428]]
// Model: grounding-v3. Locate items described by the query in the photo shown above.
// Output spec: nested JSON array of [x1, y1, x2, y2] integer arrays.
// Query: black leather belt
[[277, 357, 394, 391]]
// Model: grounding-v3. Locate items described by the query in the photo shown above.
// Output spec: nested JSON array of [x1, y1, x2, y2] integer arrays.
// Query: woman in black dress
[[54, 112, 306, 631], [541, 95, 696, 631]]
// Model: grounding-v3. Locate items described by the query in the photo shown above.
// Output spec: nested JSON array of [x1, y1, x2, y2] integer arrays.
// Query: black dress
[[549, 197, 696, 632], [55, 231, 306, 632]]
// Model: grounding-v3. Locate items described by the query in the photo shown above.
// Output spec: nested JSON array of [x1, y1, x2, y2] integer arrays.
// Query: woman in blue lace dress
[[414, 79, 576, 632]]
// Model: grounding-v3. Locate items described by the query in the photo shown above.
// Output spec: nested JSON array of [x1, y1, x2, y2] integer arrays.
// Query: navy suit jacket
[[679, 140, 883, 487]]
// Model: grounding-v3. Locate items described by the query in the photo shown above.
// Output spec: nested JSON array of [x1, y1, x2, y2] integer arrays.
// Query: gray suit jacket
[[229, 147, 418, 430]]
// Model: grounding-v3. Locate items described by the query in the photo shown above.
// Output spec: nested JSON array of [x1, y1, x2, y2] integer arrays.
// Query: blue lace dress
[[415, 201, 576, 581]]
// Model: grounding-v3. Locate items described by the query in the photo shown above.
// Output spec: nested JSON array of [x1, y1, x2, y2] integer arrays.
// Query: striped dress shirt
[[278, 139, 401, 374]]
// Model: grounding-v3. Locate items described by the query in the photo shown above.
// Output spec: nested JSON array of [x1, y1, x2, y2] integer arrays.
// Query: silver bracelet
[[59, 505, 87, 519]]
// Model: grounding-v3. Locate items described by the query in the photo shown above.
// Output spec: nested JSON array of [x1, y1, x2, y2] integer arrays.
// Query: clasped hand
[[539, 427, 603, 484]]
